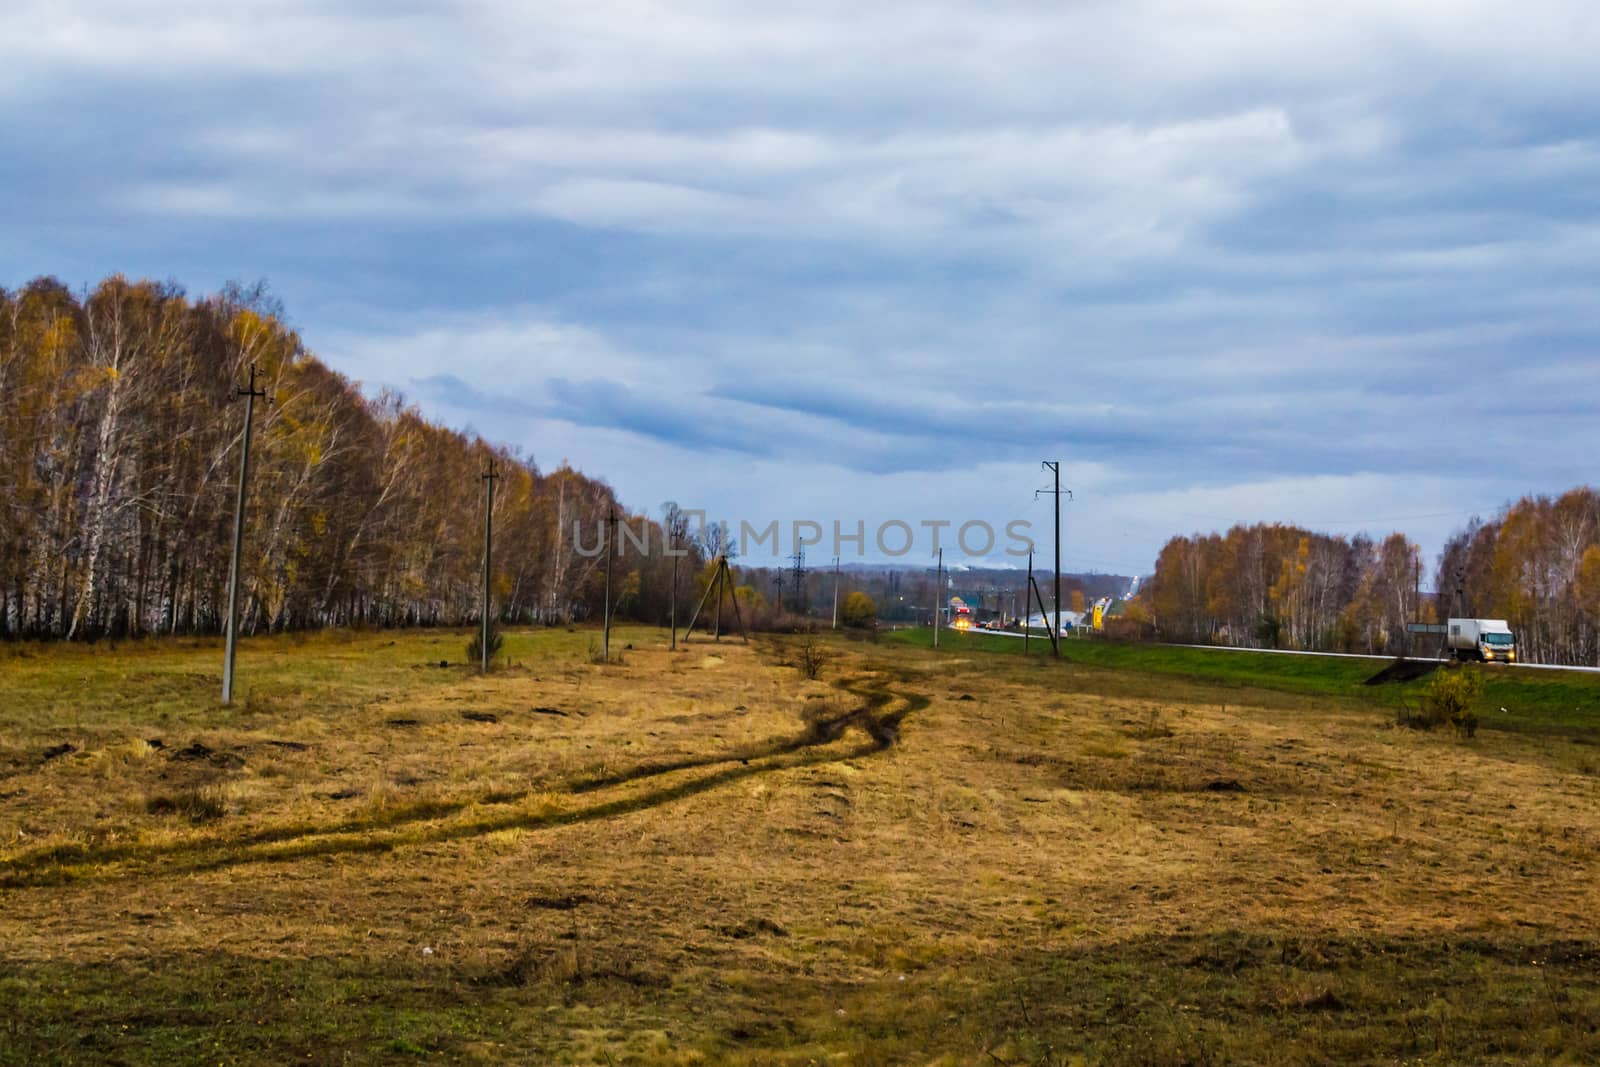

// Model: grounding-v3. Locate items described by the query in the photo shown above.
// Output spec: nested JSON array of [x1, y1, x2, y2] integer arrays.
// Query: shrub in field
[[1408, 666, 1483, 736], [796, 632, 828, 680], [841, 591, 877, 629], [145, 785, 227, 823]]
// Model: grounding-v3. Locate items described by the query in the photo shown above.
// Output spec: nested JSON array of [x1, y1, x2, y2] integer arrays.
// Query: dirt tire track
[[1, 669, 928, 888]]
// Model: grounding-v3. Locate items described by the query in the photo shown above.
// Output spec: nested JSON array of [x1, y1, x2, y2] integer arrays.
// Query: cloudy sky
[[4, 1, 1597, 577]]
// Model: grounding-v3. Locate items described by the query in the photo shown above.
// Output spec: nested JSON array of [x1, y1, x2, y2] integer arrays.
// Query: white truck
[[1447, 618, 1517, 663]]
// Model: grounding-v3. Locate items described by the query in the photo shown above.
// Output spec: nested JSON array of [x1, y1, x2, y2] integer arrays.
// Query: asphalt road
[[1161, 642, 1600, 675], [935, 626, 1600, 675]]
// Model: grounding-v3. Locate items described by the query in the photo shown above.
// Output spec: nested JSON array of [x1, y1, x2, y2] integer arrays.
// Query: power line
[[1160, 506, 1507, 528]]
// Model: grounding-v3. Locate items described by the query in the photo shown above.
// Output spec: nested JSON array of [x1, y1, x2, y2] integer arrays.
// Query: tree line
[[1144, 487, 1600, 665], [1435, 489, 1600, 666], [1145, 524, 1422, 654], [0, 275, 703, 640]]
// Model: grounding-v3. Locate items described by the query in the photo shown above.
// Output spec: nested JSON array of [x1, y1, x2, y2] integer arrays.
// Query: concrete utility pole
[[1024, 552, 1032, 656], [1025, 549, 1059, 656], [603, 507, 616, 662], [669, 520, 679, 651], [1037, 461, 1071, 657], [1414, 560, 1421, 624], [1410, 558, 1423, 657], [933, 547, 943, 648], [222, 364, 268, 706], [831, 555, 841, 630], [480, 458, 499, 673]]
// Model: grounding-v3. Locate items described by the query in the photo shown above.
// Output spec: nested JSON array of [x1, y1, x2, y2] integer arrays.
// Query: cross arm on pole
[[237, 363, 270, 401]]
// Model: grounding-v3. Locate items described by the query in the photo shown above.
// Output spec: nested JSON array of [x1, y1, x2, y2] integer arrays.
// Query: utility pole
[[480, 458, 499, 674], [1414, 559, 1421, 625], [831, 555, 841, 630], [1451, 567, 1466, 658], [713, 557, 725, 640], [933, 547, 942, 648], [1024, 556, 1036, 655], [681, 556, 748, 644], [1027, 553, 1059, 656], [222, 364, 268, 706], [1414, 559, 1427, 659], [1037, 462, 1071, 657], [1024, 552, 1032, 656], [789, 549, 807, 615], [669, 518, 679, 651], [603, 507, 616, 662]]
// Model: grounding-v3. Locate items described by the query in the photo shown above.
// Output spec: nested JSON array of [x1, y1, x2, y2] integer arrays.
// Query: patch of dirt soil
[[170, 742, 245, 769], [720, 917, 789, 939], [525, 893, 594, 911]]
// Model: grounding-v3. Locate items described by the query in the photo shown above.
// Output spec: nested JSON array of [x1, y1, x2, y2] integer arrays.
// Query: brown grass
[[2, 625, 1598, 1063]]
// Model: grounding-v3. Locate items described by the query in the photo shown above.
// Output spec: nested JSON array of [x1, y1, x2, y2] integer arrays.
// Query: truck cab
[[1447, 618, 1516, 663]]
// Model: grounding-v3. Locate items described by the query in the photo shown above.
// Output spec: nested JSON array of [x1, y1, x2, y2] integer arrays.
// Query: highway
[[1161, 642, 1600, 675], [938, 626, 1600, 674]]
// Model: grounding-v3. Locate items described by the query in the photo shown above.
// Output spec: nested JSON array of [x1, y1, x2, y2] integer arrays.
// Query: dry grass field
[[3, 626, 1600, 1065]]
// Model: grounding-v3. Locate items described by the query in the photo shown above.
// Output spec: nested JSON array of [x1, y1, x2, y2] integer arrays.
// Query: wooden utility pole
[[222, 364, 267, 706], [831, 555, 841, 630], [713, 560, 724, 639], [682, 556, 749, 644], [727, 561, 747, 638], [480, 458, 499, 673], [683, 558, 720, 641]]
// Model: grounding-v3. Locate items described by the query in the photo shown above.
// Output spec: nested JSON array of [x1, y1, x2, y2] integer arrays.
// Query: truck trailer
[[1446, 618, 1516, 663]]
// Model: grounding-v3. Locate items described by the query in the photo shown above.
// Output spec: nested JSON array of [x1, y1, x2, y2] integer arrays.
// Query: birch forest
[[0, 276, 697, 639], [1145, 489, 1600, 665]]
